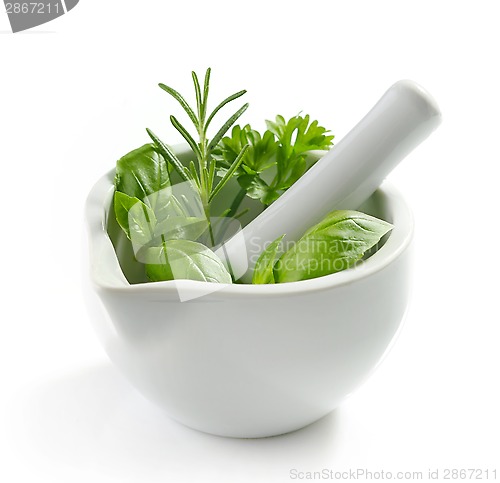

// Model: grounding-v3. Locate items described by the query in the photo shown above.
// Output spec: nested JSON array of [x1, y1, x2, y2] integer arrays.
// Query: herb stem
[[214, 188, 247, 245], [203, 203, 216, 246], [228, 188, 247, 218]]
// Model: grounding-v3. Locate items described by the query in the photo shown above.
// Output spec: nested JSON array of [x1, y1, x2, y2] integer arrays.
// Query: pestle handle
[[216, 80, 442, 283]]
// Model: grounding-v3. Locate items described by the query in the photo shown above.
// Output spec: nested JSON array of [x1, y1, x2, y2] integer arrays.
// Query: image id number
[[5, 3, 60, 14]]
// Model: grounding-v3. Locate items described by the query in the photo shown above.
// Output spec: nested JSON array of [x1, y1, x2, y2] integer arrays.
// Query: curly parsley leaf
[[267, 114, 334, 191], [266, 114, 334, 157], [215, 114, 334, 205], [213, 124, 278, 175]]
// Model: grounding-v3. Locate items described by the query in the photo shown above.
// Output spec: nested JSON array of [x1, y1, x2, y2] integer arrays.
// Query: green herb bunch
[[112, 69, 393, 285], [114, 69, 255, 284]]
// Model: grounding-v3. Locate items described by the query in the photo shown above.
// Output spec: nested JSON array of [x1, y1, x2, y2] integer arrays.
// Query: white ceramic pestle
[[216, 80, 441, 283]]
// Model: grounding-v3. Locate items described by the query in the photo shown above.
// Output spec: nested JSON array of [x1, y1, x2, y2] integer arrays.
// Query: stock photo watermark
[[117, 174, 391, 301], [289, 467, 498, 481], [3, 0, 79, 32], [123, 180, 382, 301]]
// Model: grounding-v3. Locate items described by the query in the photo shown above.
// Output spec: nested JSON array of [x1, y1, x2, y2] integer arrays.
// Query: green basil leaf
[[153, 216, 208, 242], [148, 188, 186, 222], [114, 144, 170, 203], [275, 210, 393, 283], [252, 235, 285, 284], [144, 240, 232, 283], [114, 191, 156, 243]]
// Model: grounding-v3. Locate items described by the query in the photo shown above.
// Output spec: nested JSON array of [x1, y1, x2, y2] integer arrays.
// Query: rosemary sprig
[[146, 68, 249, 244]]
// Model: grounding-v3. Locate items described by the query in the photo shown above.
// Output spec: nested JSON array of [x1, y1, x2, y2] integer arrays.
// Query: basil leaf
[[252, 235, 285, 284], [114, 144, 170, 204], [275, 210, 393, 283], [144, 240, 232, 283], [148, 188, 187, 222], [114, 191, 156, 243], [153, 216, 208, 242]]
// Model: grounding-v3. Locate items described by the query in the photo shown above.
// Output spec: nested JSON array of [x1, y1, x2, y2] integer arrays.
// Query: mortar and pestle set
[[85, 80, 441, 437]]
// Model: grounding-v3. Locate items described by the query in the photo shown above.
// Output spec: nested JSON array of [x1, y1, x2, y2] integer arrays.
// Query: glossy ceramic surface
[[84, 169, 414, 438]]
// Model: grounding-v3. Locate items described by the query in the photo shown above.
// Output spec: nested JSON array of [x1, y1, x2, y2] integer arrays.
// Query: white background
[[1, 1, 499, 482]]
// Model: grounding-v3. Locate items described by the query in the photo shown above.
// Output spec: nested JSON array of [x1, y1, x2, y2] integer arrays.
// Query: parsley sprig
[[213, 114, 334, 205]]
